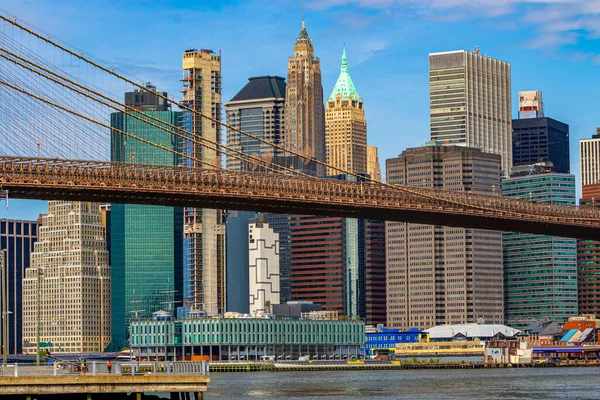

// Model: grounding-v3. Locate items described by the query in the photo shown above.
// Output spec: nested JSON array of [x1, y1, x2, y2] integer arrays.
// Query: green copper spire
[[328, 46, 361, 102]]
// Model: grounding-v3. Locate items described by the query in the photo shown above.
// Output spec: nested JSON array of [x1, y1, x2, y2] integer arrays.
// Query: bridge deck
[[2, 156, 600, 239]]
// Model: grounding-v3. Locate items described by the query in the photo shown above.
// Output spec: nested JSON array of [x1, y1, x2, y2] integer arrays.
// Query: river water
[[203, 368, 600, 399]]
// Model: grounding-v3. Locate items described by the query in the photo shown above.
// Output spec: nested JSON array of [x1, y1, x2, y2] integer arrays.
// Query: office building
[[512, 117, 570, 174], [124, 83, 169, 112], [181, 49, 226, 314], [22, 201, 110, 354], [225, 75, 286, 171], [386, 144, 503, 330], [290, 177, 387, 325], [264, 213, 292, 304], [0, 219, 38, 354], [249, 216, 280, 313], [578, 130, 600, 317], [325, 47, 367, 176], [367, 146, 381, 182], [224, 76, 289, 312], [518, 90, 544, 119], [364, 220, 386, 325], [429, 50, 511, 175], [110, 90, 184, 350], [503, 164, 578, 328], [225, 211, 253, 313], [580, 129, 600, 186], [290, 215, 353, 313], [284, 18, 325, 176]]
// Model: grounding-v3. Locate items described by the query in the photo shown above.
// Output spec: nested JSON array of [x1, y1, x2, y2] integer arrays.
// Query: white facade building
[[580, 130, 600, 186], [249, 219, 280, 314]]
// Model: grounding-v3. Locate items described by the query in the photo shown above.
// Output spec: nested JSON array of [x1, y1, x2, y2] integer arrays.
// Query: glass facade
[[225, 210, 254, 313], [512, 117, 570, 174], [0, 219, 38, 354], [130, 318, 365, 347], [503, 173, 577, 328], [110, 110, 184, 350]]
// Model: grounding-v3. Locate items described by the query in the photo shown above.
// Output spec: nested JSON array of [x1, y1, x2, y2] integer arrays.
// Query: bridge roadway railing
[[2, 156, 600, 227]]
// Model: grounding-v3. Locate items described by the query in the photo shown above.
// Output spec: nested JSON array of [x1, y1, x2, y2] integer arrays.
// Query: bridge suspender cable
[[0, 48, 313, 178], [0, 78, 206, 168]]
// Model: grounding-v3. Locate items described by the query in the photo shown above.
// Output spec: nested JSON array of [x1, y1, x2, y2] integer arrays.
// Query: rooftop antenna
[[129, 289, 145, 321], [302, 0, 305, 29], [160, 279, 181, 316]]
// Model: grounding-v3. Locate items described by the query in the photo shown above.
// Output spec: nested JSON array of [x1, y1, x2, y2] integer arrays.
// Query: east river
[[201, 367, 600, 399]]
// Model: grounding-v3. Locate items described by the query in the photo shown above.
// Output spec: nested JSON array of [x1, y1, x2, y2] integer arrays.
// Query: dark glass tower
[[0, 219, 38, 354], [109, 89, 183, 350], [512, 117, 570, 173]]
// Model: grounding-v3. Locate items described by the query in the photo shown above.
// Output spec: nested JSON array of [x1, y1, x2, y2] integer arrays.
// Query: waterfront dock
[[0, 362, 209, 399], [207, 359, 600, 373]]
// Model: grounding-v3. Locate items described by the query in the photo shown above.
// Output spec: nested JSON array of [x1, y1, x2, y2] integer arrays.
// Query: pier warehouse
[[129, 312, 365, 361]]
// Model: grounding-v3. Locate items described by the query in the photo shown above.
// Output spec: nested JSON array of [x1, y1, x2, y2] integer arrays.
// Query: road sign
[[39, 342, 53, 348]]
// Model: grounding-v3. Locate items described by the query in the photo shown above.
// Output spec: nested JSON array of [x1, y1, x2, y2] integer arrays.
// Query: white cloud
[[308, 0, 600, 51]]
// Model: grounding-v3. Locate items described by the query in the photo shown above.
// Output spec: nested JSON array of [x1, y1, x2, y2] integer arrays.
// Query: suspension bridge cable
[[0, 47, 316, 178]]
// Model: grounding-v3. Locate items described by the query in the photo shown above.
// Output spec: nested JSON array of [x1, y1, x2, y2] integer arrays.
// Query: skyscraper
[[181, 49, 226, 314], [325, 47, 366, 176], [367, 146, 381, 182], [364, 219, 386, 325], [578, 128, 600, 317], [503, 164, 578, 328], [580, 129, 600, 186], [518, 90, 544, 119], [225, 76, 286, 171], [512, 89, 570, 174], [290, 214, 361, 315], [512, 117, 570, 174], [429, 50, 512, 175], [110, 88, 184, 349], [249, 216, 280, 314], [285, 19, 325, 176], [289, 177, 387, 325], [0, 219, 38, 354], [224, 76, 288, 312], [22, 202, 110, 354], [386, 144, 503, 330]]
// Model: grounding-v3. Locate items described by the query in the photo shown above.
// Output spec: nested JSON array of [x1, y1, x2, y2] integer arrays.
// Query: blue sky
[[1, 0, 599, 221]]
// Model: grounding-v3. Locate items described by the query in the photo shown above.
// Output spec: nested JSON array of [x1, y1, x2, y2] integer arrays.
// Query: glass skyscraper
[[512, 117, 570, 174], [109, 89, 183, 349], [503, 166, 578, 328], [0, 219, 38, 354]]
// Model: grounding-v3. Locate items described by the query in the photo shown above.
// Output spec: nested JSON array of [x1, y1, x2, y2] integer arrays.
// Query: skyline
[[1, 0, 600, 220]]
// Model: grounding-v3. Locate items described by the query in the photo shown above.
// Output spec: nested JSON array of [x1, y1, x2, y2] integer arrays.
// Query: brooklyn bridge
[[1, 15, 599, 240]]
